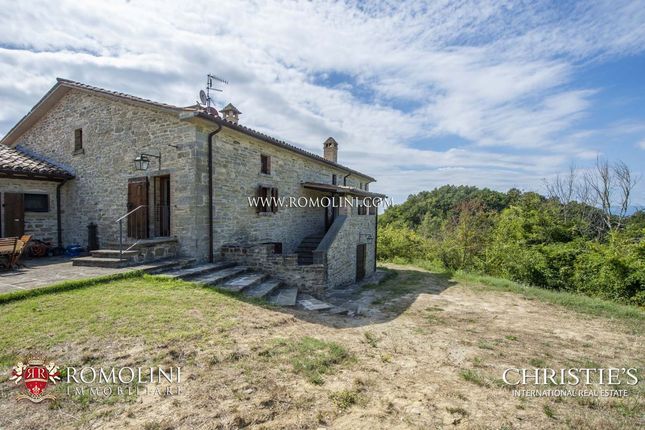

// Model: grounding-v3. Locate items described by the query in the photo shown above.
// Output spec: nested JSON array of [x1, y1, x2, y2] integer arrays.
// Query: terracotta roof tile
[[0, 145, 74, 180]]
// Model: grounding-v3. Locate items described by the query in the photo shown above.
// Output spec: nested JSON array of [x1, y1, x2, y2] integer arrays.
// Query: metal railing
[[115, 205, 148, 260]]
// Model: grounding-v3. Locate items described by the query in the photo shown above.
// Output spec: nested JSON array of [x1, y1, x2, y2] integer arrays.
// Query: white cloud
[[0, 0, 644, 203]]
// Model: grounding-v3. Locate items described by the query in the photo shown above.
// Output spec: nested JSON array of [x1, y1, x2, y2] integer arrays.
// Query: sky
[[1, 0, 644, 207]]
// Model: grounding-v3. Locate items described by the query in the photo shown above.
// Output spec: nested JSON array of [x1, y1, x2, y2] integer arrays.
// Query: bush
[[377, 224, 430, 262]]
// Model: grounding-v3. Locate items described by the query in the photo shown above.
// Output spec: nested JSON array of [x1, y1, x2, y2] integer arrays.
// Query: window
[[260, 154, 271, 174], [332, 174, 337, 185], [365, 183, 369, 191], [24, 194, 49, 212], [359, 182, 363, 190], [358, 204, 367, 215], [256, 186, 278, 213], [74, 128, 83, 153]]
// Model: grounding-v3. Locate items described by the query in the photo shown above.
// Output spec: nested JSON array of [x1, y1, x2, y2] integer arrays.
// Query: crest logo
[[9, 357, 61, 403]]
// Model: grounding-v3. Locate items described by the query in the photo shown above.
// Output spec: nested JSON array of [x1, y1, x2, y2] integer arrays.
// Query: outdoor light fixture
[[133, 151, 161, 171]]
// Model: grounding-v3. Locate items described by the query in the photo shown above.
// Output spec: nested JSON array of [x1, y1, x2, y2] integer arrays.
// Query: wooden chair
[[13, 235, 32, 268], [0, 237, 18, 270]]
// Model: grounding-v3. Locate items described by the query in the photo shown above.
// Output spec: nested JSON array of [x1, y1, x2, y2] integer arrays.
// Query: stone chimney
[[323, 137, 338, 163], [220, 103, 242, 124]]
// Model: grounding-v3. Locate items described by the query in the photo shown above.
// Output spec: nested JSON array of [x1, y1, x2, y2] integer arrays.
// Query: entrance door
[[356, 244, 366, 281], [155, 175, 171, 236], [3, 193, 25, 237], [127, 177, 149, 239]]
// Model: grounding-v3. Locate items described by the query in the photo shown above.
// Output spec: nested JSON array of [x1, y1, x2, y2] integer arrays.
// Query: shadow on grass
[[215, 265, 458, 329]]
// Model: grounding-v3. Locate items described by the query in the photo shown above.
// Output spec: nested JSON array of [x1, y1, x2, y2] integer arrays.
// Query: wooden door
[[356, 244, 366, 281], [127, 178, 149, 239], [155, 175, 171, 236], [3, 193, 25, 237]]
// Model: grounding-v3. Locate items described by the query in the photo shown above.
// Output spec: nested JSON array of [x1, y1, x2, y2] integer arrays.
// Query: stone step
[[105, 237, 178, 250], [72, 256, 129, 268], [244, 279, 282, 299], [143, 258, 196, 274], [326, 306, 350, 315], [191, 266, 249, 286], [160, 261, 235, 279], [219, 272, 268, 292], [90, 249, 138, 259], [268, 287, 299, 307], [297, 294, 334, 311]]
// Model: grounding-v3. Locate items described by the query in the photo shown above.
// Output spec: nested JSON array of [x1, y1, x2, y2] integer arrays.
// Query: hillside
[[378, 185, 645, 305]]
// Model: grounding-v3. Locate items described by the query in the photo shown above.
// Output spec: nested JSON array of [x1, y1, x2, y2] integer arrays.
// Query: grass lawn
[[0, 267, 642, 429]]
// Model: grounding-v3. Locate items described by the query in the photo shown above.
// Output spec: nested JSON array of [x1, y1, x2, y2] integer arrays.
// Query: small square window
[[261, 154, 271, 174], [24, 194, 49, 212], [74, 128, 84, 154]]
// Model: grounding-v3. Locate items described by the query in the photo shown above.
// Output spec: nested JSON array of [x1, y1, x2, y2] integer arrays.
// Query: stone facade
[[2, 84, 379, 291], [206, 127, 372, 254], [0, 178, 58, 241], [12, 91, 205, 257], [324, 208, 377, 288]]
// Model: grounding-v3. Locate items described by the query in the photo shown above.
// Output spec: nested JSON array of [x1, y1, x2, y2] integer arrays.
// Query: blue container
[[65, 244, 85, 257]]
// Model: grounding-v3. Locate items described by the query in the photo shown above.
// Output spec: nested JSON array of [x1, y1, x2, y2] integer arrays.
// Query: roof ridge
[[56, 77, 187, 112]]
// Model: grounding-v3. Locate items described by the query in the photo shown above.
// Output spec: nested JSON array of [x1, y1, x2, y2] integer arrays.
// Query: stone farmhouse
[[0, 78, 384, 294]]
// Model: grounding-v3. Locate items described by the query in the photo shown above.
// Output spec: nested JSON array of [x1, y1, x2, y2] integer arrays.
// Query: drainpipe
[[56, 179, 67, 249], [207, 123, 223, 263]]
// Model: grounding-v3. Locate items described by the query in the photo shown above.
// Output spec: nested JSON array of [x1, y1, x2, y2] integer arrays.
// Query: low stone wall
[[129, 239, 178, 264], [221, 243, 326, 295]]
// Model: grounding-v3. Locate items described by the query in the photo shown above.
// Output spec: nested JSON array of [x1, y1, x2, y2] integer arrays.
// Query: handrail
[[115, 205, 147, 223], [115, 205, 148, 260]]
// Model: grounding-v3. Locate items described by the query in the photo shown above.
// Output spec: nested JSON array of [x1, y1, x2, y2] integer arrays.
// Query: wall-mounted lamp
[[134, 151, 161, 171]]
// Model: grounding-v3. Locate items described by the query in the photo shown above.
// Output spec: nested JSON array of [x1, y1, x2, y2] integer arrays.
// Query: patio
[[0, 256, 135, 294]]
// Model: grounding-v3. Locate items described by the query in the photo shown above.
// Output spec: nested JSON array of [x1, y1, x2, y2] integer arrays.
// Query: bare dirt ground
[[0, 264, 642, 429]]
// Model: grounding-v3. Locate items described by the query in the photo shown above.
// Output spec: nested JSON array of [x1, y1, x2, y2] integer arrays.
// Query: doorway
[[3, 193, 25, 237], [127, 177, 149, 239], [356, 243, 366, 281], [154, 175, 171, 237]]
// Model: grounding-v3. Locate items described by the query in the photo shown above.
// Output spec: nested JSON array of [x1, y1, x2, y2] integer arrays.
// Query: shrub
[[377, 224, 430, 262]]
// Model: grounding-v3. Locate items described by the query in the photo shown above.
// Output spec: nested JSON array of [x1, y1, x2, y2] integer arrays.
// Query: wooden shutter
[[255, 186, 262, 213], [271, 188, 279, 213]]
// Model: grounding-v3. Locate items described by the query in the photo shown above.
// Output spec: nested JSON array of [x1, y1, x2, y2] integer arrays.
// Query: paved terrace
[[0, 257, 133, 294]]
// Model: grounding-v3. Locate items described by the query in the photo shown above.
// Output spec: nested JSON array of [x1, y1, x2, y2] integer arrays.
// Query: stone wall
[[10, 87, 379, 277], [0, 178, 59, 241], [12, 91, 205, 258], [221, 243, 326, 295], [320, 204, 377, 288], [206, 127, 373, 255]]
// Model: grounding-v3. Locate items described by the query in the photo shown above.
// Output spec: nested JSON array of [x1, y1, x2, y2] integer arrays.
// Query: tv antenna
[[200, 74, 228, 114]]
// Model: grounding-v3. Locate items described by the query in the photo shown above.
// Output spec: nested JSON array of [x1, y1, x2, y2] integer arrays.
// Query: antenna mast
[[204, 73, 228, 111]]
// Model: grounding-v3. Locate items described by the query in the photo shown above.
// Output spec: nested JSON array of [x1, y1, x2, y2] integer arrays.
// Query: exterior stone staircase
[[155, 260, 344, 312], [295, 234, 324, 265], [72, 237, 178, 268]]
